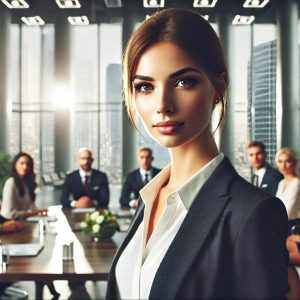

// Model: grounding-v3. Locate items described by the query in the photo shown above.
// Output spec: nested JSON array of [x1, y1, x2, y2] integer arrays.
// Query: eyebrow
[[133, 67, 203, 82]]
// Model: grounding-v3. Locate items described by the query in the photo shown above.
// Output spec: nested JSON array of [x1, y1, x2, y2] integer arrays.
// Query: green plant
[[0, 152, 10, 199], [81, 209, 120, 235]]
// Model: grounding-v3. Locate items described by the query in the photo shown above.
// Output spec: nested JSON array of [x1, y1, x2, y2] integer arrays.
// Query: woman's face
[[15, 156, 30, 178], [276, 153, 296, 177], [133, 41, 219, 149]]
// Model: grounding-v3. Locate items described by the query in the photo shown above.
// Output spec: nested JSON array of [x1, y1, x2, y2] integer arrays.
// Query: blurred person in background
[[247, 140, 283, 196], [119, 147, 161, 208], [1, 152, 48, 219], [276, 147, 300, 220], [61, 147, 109, 208]]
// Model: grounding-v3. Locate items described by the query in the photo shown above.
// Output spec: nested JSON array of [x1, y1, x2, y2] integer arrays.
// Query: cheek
[[135, 99, 155, 125], [181, 92, 213, 120]]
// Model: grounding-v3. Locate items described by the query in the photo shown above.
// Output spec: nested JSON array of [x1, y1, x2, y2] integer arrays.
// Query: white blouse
[[115, 153, 224, 299], [1, 177, 37, 219], [276, 178, 300, 219]]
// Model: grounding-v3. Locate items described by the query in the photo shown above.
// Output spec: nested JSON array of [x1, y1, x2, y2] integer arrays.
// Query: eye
[[175, 77, 197, 88], [133, 82, 153, 94]]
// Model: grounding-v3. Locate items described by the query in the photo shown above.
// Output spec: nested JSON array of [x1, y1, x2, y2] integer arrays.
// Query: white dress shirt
[[276, 178, 300, 219], [79, 169, 92, 183], [115, 153, 224, 299], [70, 169, 94, 207], [139, 168, 152, 183], [254, 167, 266, 187]]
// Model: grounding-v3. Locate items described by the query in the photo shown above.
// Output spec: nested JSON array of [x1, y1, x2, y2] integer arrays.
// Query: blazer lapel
[[149, 158, 237, 299], [75, 171, 85, 194]]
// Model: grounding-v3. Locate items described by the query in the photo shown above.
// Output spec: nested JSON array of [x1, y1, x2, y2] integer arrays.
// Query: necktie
[[83, 175, 89, 193], [144, 173, 149, 185], [252, 174, 259, 187]]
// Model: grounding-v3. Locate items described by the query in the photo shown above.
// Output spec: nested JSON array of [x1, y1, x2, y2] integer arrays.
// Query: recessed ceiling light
[[21, 16, 45, 25], [243, 0, 269, 8], [232, 15, 255, 25], [104, 0, 122, 8], [143, 0, 165, 8], [193, 0, 217, 7], [55, 0, 81, 9], [1, 0, 29, 8], [68, 16, 89, 25]]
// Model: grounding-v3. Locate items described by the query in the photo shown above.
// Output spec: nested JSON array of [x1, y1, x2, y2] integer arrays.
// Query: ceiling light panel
[[243, 0, 269, 8], [55, 0, 81, 8], [104, 0, 122, 8], [21, 16, 45, 25], [232, 15, 255, 25], [193, 0, 217, 7], [143, 0, 165, 8], [68, 16, 89, 25], [1, 0, 29, 8]]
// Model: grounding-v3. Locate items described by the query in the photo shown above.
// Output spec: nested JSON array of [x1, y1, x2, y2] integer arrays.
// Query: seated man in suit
[[120, 147, 161, 208], [60, 147, 109, 208], [247, 141, 283, 196]]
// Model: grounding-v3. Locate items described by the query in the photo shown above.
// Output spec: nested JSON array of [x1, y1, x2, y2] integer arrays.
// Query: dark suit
[[251, 164, 283, 196], [119, 167, 161, 207], [60, 169, 109, 208], [107, 158, 289, 300]]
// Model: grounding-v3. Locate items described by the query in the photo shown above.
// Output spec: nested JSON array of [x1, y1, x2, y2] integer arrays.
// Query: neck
[[167, 129, 219, 190], [255, 164, 266, 171], [284, 174, 298, 182]]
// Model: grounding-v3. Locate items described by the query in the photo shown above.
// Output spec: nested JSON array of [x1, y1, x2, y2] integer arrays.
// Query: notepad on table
[[72, 207, 96, 213], [26, 215, 57, 222], [6, 243, 44, 257]]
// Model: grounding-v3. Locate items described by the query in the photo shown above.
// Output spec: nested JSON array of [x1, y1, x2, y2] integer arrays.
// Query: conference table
[[0, 207, 129, 284]]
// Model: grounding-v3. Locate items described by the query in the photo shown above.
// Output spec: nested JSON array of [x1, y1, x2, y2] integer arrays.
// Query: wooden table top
[[0, 207, 126, 282]]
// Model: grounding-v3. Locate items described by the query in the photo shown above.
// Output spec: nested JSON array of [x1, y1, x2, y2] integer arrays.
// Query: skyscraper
[[248, 40, 277, 165]]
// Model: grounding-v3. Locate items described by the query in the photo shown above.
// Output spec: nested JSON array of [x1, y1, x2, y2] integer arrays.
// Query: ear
[[215, 72, 228, 99]]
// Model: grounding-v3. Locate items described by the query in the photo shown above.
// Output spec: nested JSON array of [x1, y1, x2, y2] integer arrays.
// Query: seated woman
[[1, 152, 47, 219], [276, 148, 300, 219]]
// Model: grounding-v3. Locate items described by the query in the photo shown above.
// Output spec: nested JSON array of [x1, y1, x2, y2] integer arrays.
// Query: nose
[[156, 86, 175, 114]]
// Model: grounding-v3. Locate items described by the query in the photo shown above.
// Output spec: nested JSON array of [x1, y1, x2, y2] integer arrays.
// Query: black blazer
[[119, 167, 161, 207], [107, 158, 289, 300], [60, 169, 109, 208], [252, 164, 283, 196]]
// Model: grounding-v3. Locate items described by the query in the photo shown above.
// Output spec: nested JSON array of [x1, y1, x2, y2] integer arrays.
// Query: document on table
[[26, 215, 57, 222], [6, 243, 44, 257], [72, 208, 96, 213]]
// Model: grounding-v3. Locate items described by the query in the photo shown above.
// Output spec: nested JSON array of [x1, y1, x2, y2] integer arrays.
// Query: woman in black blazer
[[106, 8, 289, 299]]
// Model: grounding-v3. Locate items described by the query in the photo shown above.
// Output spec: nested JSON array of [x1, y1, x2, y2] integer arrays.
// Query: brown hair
[[123, 8, 228, 131], [139, 147, 153, 156], [247, 141, 266, 153], [11, 152, 37, 202]]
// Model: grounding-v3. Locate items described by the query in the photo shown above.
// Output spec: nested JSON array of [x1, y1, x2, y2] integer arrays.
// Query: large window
[[9, 23, 123, 184], [10, 25, 55, 180], [250, 24, 277, 166]]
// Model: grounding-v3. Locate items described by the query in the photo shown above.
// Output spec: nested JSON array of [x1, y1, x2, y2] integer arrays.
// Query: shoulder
[[266, 165, 282, 177], [4, 177, 15, 188], [290, 178, 300, 188], [92, 169, 108, 178], [126, 169, 140, 178], [65, 170, 79, 179], [229, 175, 286, 219], [152, 167, 161, 175]]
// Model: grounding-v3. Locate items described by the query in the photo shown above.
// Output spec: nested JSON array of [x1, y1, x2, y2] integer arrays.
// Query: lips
[[153, 120, 184, 134]]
